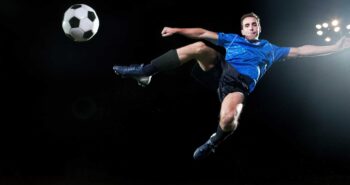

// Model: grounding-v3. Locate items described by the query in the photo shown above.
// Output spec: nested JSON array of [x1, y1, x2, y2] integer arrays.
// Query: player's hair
[[240, 12, 260, 29]]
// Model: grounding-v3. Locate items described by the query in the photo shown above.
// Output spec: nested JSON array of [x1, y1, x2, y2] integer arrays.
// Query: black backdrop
[[2, 0, 350, 184]]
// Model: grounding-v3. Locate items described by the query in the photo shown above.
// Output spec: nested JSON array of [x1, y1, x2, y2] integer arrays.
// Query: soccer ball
[[62, 4, 99, 42]]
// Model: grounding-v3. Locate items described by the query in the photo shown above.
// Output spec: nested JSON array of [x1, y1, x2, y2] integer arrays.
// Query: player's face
[[241, 17, 261, 41]]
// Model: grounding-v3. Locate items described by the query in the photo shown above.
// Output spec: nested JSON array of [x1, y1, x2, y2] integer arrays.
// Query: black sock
[[140, 49, 181, 76], [210, 125, 234, 145], [150, 49, 181, 71]]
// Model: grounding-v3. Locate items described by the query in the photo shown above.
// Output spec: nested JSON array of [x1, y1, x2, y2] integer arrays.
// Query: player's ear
[[259, 25, 262, 33]]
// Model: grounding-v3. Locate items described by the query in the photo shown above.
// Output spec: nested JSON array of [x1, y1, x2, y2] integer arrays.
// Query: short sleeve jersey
[[217, 32, 290, 92]]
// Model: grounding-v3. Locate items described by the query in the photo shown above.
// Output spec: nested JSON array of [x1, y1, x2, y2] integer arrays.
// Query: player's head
[[240, 12, 261, 41]]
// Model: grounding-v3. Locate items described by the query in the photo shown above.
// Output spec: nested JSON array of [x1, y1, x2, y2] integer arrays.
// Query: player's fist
[[161, 27, 177, 37]]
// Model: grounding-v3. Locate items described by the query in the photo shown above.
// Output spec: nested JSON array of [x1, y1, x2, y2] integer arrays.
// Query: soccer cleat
[[193, 133, 217, 160], [113, 64, 152, 87], [134, 76, 152, 87]]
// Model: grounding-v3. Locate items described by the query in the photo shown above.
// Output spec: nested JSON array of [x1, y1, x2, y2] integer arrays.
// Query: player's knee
[[193, 41, 208, 55], [220, 113, 237, 131]]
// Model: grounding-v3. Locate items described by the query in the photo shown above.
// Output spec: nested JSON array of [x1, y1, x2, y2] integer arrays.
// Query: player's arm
[[161, 27, 218, 44], [287, 36, 350, 58]]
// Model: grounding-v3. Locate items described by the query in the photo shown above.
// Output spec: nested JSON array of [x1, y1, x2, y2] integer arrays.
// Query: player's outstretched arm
[[287, 36, 350, 58], [161, 27, 218, 44]]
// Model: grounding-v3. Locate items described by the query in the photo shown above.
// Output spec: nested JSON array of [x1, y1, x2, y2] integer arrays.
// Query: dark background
[[2, 0, 350, 184]]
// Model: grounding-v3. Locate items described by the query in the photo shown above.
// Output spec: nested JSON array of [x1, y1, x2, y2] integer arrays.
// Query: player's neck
[[246, 38, 260, 43]]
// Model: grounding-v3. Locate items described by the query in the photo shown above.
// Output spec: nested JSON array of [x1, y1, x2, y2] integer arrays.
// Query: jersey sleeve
[[217, 32, 239, 48], [270, 44, 290, 63]]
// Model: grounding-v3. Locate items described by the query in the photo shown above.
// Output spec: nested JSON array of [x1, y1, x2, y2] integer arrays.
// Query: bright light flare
[[331, 19, 339, 26], [316, 24, 322, 29], [334, 27, 341, 32]]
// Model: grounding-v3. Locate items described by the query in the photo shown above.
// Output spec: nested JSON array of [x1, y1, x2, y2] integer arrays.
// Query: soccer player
[[113, 12, 350, 160]]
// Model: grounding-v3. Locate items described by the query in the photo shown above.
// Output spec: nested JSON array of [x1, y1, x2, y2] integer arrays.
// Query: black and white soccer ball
[[62, 4, 99, 42]]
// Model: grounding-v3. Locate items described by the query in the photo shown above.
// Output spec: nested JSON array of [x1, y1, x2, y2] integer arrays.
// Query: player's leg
[[193, 92, 245, 160], [150, 41, 217, 71], [177, 41, 218, 71], [217, 92, 245, 136], [113, 41, 217, 86], [193, 59, 251, 160]]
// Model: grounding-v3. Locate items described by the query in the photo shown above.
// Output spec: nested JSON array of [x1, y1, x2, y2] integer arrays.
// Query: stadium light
[[322, 23, 329, 28], [334, 27, 341, 32], [331, 19, 339, 26]]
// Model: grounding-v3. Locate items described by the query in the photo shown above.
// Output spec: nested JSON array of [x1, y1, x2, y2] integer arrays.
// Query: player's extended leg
[[193, 92, 245, 160], [113, 41, 217, 86], [177, 41, 218, 71]]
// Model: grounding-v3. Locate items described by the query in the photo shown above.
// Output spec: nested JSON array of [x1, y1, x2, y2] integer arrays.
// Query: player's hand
[[335, 36, 350, 51], [161, 27, 177, 37]]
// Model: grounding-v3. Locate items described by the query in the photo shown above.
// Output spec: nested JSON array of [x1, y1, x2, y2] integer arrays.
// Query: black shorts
[[191, 54, 253, 102]]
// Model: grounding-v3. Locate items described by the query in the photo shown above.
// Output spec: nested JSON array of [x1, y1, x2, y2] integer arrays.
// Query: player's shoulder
[[219, 32, 239, 37], [218, 32, 241, 41]]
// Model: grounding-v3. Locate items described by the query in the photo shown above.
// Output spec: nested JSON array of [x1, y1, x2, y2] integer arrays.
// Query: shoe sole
[[134, 76, 152, 87], [115, 73, 151, 87]]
